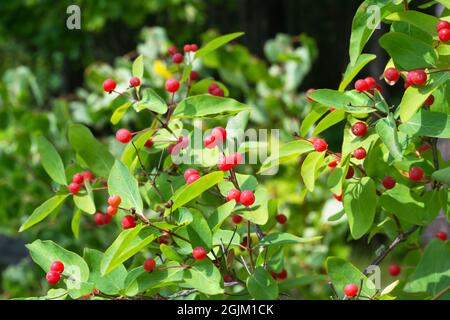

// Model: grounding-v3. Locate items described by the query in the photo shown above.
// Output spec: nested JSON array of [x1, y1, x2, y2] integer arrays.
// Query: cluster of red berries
[[184, 168, 201, 185], [68, 170, 95, 194], [204, 127, 227, 149], [271, 269, 288, 281], [46, 260, 64, 285], [107, 195, 121, 216], [226, 189, 255, 207], [208, 83, 225, 97], [192, 246, 207, 260], [143, 258, 157, 272], [218, 152, 243, 171], [354, 76, 382, 93], [437, 20, 450, 42]]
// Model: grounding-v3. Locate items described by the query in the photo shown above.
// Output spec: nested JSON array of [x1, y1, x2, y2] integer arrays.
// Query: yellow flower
[[153, 60, 173, 79]]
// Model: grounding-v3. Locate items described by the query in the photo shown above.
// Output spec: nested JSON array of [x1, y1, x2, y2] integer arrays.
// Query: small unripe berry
[[384, 68, 400, 83], [232, 214, 243, 224], [424, 95, 435, 106], [306, 88, 316, 102], [355, 79, 369, 92], [122, 215, 136, 229], [72, 173, 84, 184], [240, 190, 255, 207], [50, 261, 65, 274], [46, 271, 61, 285], [108, 195, 121, 207], [351, 122, 368, 137], [346, 166, 355, 179], [344, 283, 359, 298], [276, 214, 287, 225], [409, 166, 424, 182], [102, 79, 116, 92], [389, 264, 401, 277], [353, 147, 366, 160], [439, 28, 450, 42], [115, 129, 132, 144], [186, 174, 201, 184], [437, 20, 450, 32], [165, 78, 180, 93], [189, 70, 200, 81], [129, 77, 141, 87], [192, 246, 207, 260], [436, 231, 448, 241], [313, 138, 328, 152], [107, 206, 118, 216], [204, 135, 216, 149], [68, 182, 80, 194], [184, 168, 199, 181], [382, 176, 396, 190], [143, 258, 156, 272], [172, 53, 184, 64], [226, 189, 241, 203]]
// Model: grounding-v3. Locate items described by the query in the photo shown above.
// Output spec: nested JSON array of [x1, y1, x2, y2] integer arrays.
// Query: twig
[[432, 285, 450, 300], [247, 221, 255, 272]]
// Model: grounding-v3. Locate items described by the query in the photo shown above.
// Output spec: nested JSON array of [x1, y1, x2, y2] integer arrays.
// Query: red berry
[[346, 166, 355, 179], [172, 53, 184, 64], [328, 159, 339, 168], [424, 95, 435, 106], [389, 264, 401, 277], [165, 78, 180, 93], [353, 147, 367, 160], [192, 246, 207, 260], [229, 153, 243, 165], [409, 166, 424, 182], [306, 88, 316, 102], [183, 44, 192, 52], [211, 87, 224, 97], [211, 127, 227, 143], [384, 68, 400, 83], [82, 170, 95, 183], [437, 20, 450, 32], [277, 269, 288, 280], [46, 271, 61, 285], [115, 129, 132, 144], [129, 77, 141, 87], [102, 79, 116, 93], [183, 168, 199, 181], [365, 77, 377, 89], [418, 143, 432, 153], [382, 176, 396, 190], [68, 182, 80, 194], [313, 138, 328, 152], [409, 70, 427, 86], [107, 206, 118, 216], [95, 212, 105, 225], [189, 70, 199, 81], [103, 214, 112, 225], [190, 44, 198, 52], [144, 139, 154, 148], [334, 193, 343, 202], [439, 28, 450, 42], [271, 271, 279, 280], [108, 195, 121, 207], [351, 122, 368, 137], [232, 214, 243, 224], [50, 261, 64, 274], [240, 190, 255, 207], [122, 215, 136, 229], [217, 156, 233, 171], [276, 214, 287, 225], [223, 274, 233, 283], [226, 189, 241, 203], [167, 45, 178, 56], [72, 173, 84, 184], [204, 135, 216, 149], [355, 79, 370, 92], [143, 258, 156, 272], [208, 83, 219, 94], [186, 174, 201, 184], [344, 283, 359, 298], [436, 231, 448, 241]]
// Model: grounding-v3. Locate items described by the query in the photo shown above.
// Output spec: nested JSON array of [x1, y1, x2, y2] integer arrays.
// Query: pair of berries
[[218, 153, 243, 171], [309, 138, 328, 152], [95, 212, 112, 226], [437, 20, 450, 42], [106, 195, 122, 217], [46, 261, 65, 285], [168, 136, 190, 155], [406, 70, 428, 87], [103, 77, 141, 93], [184, 168, 201, 185], [204, 127, 227, 149], [226, 189, 255, 207], [271, 269, 287, 281], [384, 67, 400, 84], [354, 76, 381, 93], [208, 83, 224, 97], [193, 246, 207, 260], [69, 170, 95, 194], [143, 258, 157, 272], [184, 43, 198, 53]]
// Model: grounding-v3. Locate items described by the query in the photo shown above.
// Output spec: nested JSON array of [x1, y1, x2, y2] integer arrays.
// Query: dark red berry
[[346, 166, 355, 179], [68, 182, 80, 194], [122, 215, 136, 229], [144, 139, 154, 148], [226, 189, 241, 203], [351, 122, 368, 137], [192, 246, 207, 260], [389, 264, 401, 277], [95, 212, 106, 225], [436, 231, 448, 241], [102, 79, 116, 93], [167, 45, 178, 56], [172, 53, 184, 64], [232, 214, 243, 224], [129, 77, 141, 87], [72, 173, 84, 184], [344, 283, 358, 298], [165, 78, 180, 93], [277, 269, 288, 280], [409, 167, 424, 182], [382, 176, 396, 190], [46, 271, 61, 285], [115, 129, 132, 144], [240, 190, 255, 207], [223, 274, 233, 283], [334, 193, 343, 202], [189, 70, 199, 81], [424, 95, 435, 106], [50, 261, 64, 274], [276, 214, 287, 224], [353, 147, 366, 160], [384, 68, 400, 83], [144, 258, 156, 272]]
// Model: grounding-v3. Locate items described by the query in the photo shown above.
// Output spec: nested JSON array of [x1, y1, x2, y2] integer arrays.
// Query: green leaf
[[246, 267, 278, 300], [404, 240, 450, 297], [432, 166, 450, 185], [339, 54, 376, 91], [132, 55, 144, 79], [26, 239, 90, 283], [71, 209, 81, 239], [307, 89, 376, 113], [259, 140, 315, 174], [164, 171, 224, 216], [173, 95, 250, 119], [195, 32, 244, 60], [184, 260, 224, 295], [36, 136, 67, 185], [313, 110, 346, 136], [326, 257, 376, 299], [343, 177, 377, 239], [160, 244, 183, 262], [301, 151, 325, 192], [186, 208, 213, 251], [73, 181, 96, 214], [84, 249, 127, 295], [399, 110, 450, 138], [212, 229, 240, 247], [111, 101, 133, 125], [379, 32, 438, 70], [300, 105, 329, 136], [19, 194, 69, 232], [399, 72, 450, 123], [134, 88, 168, 114], [108, 160, 144, 214], [259, 233, 322, 246], [207, 201, 236, 234], [101, 225, 157, 275], [68, 124, 115, 178], [226, 110, 250, 144], [385, 11, 439, 36], [376, 115, 403, 160]]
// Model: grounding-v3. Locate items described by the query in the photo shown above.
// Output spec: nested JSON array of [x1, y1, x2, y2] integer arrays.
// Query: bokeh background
[[0, 0, 440, 299]]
